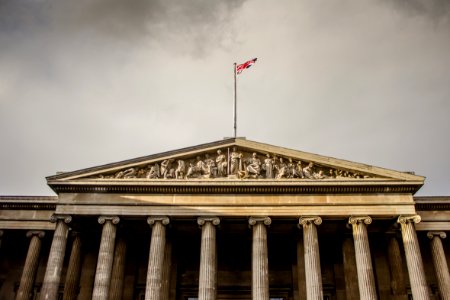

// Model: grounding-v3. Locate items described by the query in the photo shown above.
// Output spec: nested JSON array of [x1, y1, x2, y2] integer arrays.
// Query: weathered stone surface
[[348, 216, 377, 300], [398, 215, 430, 300]]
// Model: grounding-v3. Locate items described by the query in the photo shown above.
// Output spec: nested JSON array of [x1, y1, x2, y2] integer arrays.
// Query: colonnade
[[10, 214, 450, 300]]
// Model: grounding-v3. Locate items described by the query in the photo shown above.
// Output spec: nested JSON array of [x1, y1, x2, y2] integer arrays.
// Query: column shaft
[[92, 216, 119, 300], [145, 217, 169, 300], [63, 233, 82, 300], [40, 216, 71, 300], [161, 240, 172, 300], [109, 237, 127, 300], [349, 216, 377, 300], [342, 237, 360, 300], [249, 217, 271, 300], [387, 236, 407, 299], [398, 216, 430, 300], [428, 232, 450, 300], [198, 217, 220, 300], [299, 217, 323, 300], [16, 231, 45, 300], [296, 236, 307, 300]]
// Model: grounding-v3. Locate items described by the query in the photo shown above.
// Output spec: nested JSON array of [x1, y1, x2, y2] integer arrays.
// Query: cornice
[[0, 196, 57, 210], [48, 181, 421, 194]]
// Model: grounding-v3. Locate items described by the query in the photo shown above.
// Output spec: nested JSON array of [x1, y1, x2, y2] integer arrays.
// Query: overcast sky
[[1, 0, 449, 196]]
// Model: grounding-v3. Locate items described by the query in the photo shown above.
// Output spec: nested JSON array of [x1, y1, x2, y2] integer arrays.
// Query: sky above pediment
[[0, 0, 449, 195]]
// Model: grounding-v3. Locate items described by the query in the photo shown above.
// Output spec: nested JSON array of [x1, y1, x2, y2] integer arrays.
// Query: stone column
[[145, 216, 170, 300], [63, 232, 82, 300], [298, 217, 323, 300], [109, 236, 127, 300], [40, 214, 72, 300], [161, 239, 172, 300], [197, 217, 220, 300], [342, 237, 360, 300], [348, 216, 377, 300], [398, 215, 430, 300], [92, 216, 120, 300], [16, 231, 45, 300], [296, 236, 307, 300], [427, 232, 450, 300], [387, 236, 407, 299], [249, 217, 271, 300]]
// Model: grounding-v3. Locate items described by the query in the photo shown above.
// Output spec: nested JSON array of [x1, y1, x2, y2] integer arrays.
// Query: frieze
[[91, 147, 379, 181]]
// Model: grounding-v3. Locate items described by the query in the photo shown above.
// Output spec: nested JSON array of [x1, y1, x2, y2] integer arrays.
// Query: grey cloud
[[0, 0, 246, 57], [383, 0, 450, 21]]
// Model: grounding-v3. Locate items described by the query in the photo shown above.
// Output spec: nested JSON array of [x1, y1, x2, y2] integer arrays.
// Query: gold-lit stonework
[[90, 147, 377, 181]]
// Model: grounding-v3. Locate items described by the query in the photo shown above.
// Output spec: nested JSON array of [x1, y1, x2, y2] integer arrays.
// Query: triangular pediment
[[47, 138, 424, 188]]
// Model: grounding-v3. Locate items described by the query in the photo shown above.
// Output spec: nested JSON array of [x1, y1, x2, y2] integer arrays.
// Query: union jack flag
[[236, 58, 257, 74]]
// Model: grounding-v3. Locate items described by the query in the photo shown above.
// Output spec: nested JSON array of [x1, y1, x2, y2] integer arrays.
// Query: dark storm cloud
[[0, 0, 245, 57]]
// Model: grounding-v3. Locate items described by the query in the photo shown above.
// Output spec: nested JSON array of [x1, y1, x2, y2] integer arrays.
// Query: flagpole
[[233, 62, 237, 138]]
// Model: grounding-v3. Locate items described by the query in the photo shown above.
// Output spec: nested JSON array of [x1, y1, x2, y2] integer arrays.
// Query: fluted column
[[16, 231, 45, 300], [398, 215, 430, 300], [92, 216, 120, 300], [63, 232, 82, 300], [145, 216, 170, 300], [161, 239, 172, 300], [427, 232, 450, 300], [197, 217, 220, 300], [298, 217, 323, 300], [296, 236, 307, 300], [348, 216, 377, 300], [342, 237, 360, 300], [40, 214, 72, 300], [249, 217, 271, 300], [387, 235, 407, 299], [108, 236, 127, 300]]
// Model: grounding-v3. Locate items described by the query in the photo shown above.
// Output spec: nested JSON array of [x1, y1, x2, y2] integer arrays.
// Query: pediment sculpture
[[91, 147, 377, 180]]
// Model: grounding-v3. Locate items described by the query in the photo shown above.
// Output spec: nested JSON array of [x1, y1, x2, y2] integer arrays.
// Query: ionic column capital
[[299, 216, 322, 227], [98, 216, 120, 225], [397, 215, 421, 224], [26, 230, 45, 239], [50, 214, 72, 224], [197, 217, 220, 226], [147, 216, 170, 226], [349, 216, 372, 225], [427, 231, 447, 239], [249, 216, 272, 226]]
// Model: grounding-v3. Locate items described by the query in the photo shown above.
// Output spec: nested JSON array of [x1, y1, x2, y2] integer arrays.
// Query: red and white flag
[[236, 58, 257, 74]]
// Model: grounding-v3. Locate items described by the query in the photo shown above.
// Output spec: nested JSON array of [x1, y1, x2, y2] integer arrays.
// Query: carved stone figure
[[303, 162, 314, 179], [328, 169, 336, 178], [246, 153, 262, 177], [204, 154, 217, 178], [293, 161, 304, 178], [230, 147, 243, 175], [160, 159, 174, 179], [175, 160, 186, 179], [137, 168, 146, 178], [287, 158, 295, 178], [314, 170, 326, 179], [187, 156, 204, 178], [146, 164, 160, 179], [275, 158, 288, 179], [263, 154, 275, 179], [216, 150, 228, 177], [115, 168, 136, 179]]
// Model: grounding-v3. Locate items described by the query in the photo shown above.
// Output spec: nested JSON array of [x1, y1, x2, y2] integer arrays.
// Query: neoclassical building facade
[[0, 138, 449, 300]]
